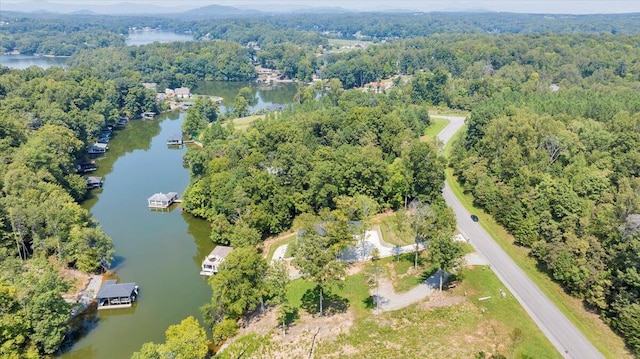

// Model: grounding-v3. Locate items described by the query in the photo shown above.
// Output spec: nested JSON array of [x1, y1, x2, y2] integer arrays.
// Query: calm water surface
[[1, 31, 192, 69], [60, 112, 214, 359], [126, 30, 194, 46], [195, 80, 297, 113], [59, 81, 295, 358], [0, 54, 68, 69]]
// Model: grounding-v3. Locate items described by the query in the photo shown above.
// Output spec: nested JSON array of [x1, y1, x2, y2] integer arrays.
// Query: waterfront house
[[86, 176, 103, 189], [200, 246, 233, 276], [88, 143, 108, 154], [147, 192, 179, 208], [141, 112, 156, 120], [174, 87, 191, 99], [97, 280, 139, 310]]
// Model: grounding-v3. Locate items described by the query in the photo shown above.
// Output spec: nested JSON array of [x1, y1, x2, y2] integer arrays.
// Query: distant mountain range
[[0, 1, 416, 16]]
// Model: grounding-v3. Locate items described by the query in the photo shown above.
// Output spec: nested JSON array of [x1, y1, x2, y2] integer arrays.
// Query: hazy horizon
[[2, 0, 640, 15]]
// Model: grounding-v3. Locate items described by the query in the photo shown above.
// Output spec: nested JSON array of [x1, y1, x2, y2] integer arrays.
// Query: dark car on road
[[471, 215, 479, 222]]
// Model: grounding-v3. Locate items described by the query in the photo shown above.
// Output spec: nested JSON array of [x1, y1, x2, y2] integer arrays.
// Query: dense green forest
[[182, 88, 440, 242], [0, 64, 160, 356], [67, 41, 258, 87], [1, 8, 640, 357]]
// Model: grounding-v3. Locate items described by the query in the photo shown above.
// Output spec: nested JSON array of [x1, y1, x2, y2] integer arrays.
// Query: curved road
[[434, 115, 603, 359]]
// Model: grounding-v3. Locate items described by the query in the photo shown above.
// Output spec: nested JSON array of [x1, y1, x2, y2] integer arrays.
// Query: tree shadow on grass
[[301, 286, 349, 316]]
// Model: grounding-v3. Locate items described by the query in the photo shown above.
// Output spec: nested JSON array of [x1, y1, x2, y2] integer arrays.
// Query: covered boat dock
[[96, 280, 139, 310], [200, 246, 233, 276], [147, 192, 179, 209]]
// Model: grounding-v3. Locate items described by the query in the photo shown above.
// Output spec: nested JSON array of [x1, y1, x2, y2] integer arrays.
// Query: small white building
[[200, 246, 233, 276], [147, 192, 178, 208]]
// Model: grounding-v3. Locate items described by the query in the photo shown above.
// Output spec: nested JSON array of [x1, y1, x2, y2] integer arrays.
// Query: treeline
[[0, 14, 129, 55], [323, 33, 640, 93], [0, 64, 157, 356], [4, 11, 640, 59], [67, 41, 257, 88], [182, 86, 443, 243], [451, 90, 640, 353], [262, 12, 640, 39]]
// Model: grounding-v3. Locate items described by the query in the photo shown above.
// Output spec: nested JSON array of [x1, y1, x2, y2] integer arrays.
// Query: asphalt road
[[434, 115, 604, 359]]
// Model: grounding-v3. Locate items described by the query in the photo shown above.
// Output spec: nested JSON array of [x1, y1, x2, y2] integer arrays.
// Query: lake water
[[0, 31, 193, 69], [0, 54, 68, 69], [194, 80, 298, 114], [58, 82, 296, 358], [126, 30, 194, 46], [59, 113, 214, 359]]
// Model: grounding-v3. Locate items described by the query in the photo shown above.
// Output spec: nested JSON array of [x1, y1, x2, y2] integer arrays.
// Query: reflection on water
[[0, 54, 68, 69], [126, 30, 194, 46], [60, 113, 214, 359], [194, 80, 297, 114], [55, 77, 295, 359]]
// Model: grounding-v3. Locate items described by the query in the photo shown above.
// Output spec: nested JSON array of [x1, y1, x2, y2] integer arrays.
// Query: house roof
[[97, 280, 137, 299], [92, 143, 108, 149], [147, 192, 178, 202], [174, 87, 190, 94]]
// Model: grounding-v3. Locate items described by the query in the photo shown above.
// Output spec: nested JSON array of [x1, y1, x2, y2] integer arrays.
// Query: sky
[[2, 0, 640, 14]]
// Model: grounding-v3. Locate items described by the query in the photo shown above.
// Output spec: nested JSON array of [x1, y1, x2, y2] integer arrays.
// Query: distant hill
[[0, 1, 191, 15], [291, 6, 355, 14], [179, 5, 262, 19]]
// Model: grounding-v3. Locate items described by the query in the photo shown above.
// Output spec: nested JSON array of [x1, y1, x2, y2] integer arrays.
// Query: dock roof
[[147, 192, 178, 202], [203, 246, 233, 265], [211, 245, 233, 258], [97, 280, 137, 299]]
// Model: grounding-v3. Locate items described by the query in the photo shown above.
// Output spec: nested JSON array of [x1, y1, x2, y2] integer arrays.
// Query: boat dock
[[86, 176, 104, 189], [96, 280, 139, 310], [167, 135, 184, 146], [147, 192, 179, 209], [200, 246, 233, 276]]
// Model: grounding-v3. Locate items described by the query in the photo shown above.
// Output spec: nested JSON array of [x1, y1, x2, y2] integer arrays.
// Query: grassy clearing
[[223, 114, 265, 132], [421, 117, 450, 140], [444, 129, 631, 358], [265, 235, 295, 262], [310, 266, 559, 359], [387, 254, 427, 292], [325, 39, 373, 54], [429, 108, 470, 117], [373, 215, 413, 246]]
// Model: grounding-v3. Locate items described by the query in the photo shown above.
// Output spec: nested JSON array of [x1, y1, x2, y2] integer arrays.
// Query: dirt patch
[[345, 261, 365, 276], [416, 291, 466, 310], [227, 306, 355, 359]]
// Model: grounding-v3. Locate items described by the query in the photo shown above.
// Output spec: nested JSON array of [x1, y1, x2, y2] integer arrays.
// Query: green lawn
[[443, 128, 631, 358], [326, 39, 373, 52], [265, 234, 295, 262], [310, 266, 560, 359], [374, 216, 414, 246], [422, 117, 450, 140], [222, 114, 265, 132]]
